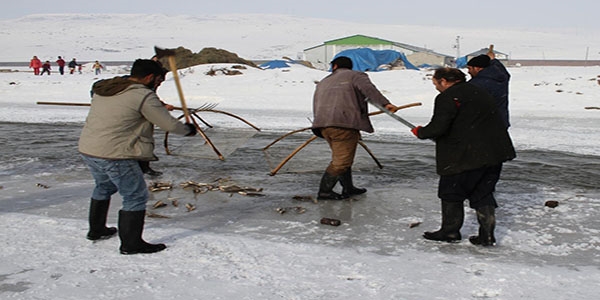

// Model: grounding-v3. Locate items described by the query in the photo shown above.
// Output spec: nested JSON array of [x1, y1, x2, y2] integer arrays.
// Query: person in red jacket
[[29, 56, 42, 75], [56, 56, 66, 75]]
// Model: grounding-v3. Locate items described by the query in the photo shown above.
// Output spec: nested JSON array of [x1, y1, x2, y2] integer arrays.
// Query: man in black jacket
[[467, 52, 511, 129], [411, 67, 515, 246]]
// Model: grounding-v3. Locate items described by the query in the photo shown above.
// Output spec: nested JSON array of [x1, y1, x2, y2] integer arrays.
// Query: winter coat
[[312, 68, 390, 133], [79, 77, 190, 161], [29, 58, 42, 69], [42, 62, 51, 70], [56, 58, 65, 67], [468, 59, 511, 128], [68, 60, 78, 68], [415, 82, 516, 176]]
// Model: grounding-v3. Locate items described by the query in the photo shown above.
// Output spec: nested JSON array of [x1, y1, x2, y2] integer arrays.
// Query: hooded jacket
[[79, 77, 189, 160], [312, 68, 390, 133], [29, 58, 42, 69], [469, 59, 511, 128], [416, 82, 515, 176]]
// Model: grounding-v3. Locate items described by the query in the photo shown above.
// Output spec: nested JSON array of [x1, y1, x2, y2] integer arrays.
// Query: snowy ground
[[1, 13, 600, 300]]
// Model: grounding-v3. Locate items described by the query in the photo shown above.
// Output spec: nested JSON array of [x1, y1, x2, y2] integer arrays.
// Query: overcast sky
[[4, 0, 599, 29]]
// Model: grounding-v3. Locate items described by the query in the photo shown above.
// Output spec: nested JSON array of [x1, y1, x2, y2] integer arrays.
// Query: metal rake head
[[191, 102, 219, 112]]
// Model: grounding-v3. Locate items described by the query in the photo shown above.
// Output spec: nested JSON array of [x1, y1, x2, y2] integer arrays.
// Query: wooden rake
[[264, 102, 422, 175]]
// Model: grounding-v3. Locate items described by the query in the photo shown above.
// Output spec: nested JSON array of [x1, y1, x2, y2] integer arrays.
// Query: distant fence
[[506, 60, 600, 67], [3, 60, 600, 69]]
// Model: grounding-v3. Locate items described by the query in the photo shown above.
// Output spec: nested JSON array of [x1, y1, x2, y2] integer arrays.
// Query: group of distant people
[[29, 55, 104, 75]]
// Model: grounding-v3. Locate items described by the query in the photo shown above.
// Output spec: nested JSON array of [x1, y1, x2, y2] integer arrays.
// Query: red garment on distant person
[[56, 58, 66, 67]]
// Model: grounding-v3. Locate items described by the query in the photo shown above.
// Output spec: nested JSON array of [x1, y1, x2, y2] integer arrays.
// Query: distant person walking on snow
[[29, 56, 42, 75], [56, 56, 66, 75], [68, 58, 80, 74], [40, 60, 51, 75], [79, 59, 197, 255], [311, 56, 397, 200], [92, 60, 104, 75], [411, 67, 515, 247], [467, 48, 511, 129]]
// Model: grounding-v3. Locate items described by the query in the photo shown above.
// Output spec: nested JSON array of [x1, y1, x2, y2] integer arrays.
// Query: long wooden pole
[[263, 101, 422, 150], [269, 135, 317, 176], [167, 56, 192, 124], [37, 101, 90, 106]]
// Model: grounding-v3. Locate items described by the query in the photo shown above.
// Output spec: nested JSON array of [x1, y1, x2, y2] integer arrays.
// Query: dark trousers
[[438, 164, 503, 209]]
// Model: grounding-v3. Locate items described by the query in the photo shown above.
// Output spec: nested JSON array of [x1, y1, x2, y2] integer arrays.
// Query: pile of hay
[[156, 47, 257, 70]]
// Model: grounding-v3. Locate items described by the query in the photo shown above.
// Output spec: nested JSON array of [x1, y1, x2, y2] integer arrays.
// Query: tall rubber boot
[[87, 198, 117, 241], [118, 210, 166, 255], [317, 172, 348, 200], [139, 161, 163, 176], [339, 169, 367, 197], [469, 205, 496, 246], [423, 201, 464, 242]]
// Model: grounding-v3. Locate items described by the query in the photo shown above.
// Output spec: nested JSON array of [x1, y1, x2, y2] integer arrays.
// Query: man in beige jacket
[[79, 59, 196, 254]]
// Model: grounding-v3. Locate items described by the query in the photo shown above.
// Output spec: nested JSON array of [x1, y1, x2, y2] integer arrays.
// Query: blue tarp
[[259, 60, 290, 69], [333, 48, 418, 71], [455, 56, 468, 68]]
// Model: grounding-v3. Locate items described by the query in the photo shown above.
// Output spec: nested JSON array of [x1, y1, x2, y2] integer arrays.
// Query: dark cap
[[331, 56, 353, 69], [467, 55, 491, 68], [130, 59, 165, 78]]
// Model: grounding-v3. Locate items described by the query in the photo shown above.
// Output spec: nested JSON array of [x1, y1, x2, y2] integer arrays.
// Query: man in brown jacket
[[312, 56, 397, 200]]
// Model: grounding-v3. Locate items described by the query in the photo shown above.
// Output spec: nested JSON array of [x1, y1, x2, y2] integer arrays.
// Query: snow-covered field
[[1, 13, 600, 300]]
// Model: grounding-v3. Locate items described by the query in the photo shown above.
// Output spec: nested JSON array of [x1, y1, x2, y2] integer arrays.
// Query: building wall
[[406, 52, 446, 67]]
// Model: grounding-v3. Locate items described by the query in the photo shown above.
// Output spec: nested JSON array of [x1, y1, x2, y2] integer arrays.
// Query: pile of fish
[[145, 179, 264, 218], [148, 179, 264, 196]]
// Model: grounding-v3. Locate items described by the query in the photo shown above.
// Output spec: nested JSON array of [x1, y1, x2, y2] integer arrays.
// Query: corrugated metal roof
[[305, 34, 451, 58], [324, 34, 394, 45]]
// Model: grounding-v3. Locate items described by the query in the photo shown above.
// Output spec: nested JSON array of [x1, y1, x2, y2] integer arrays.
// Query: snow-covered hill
[[1, 13, 599, 62]]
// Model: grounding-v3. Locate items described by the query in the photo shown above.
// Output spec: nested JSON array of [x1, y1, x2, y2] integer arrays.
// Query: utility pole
[[453, 35, 461, 58]]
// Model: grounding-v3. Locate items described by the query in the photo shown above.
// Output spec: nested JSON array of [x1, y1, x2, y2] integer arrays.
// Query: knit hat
[[467, 54, 491, 68]]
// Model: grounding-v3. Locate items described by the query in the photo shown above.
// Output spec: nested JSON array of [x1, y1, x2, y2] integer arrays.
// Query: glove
[[184, 123, 197, 136], [411, 126, 422, 137]]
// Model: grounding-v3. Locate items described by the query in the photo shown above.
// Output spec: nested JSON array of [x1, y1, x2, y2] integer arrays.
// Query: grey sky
[[4, 0, 599, 29]]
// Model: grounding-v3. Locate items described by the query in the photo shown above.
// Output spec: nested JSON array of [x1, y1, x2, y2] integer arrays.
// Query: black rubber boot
[[118, 210, 166, 255], [469, 205, 496, 246], [139, 161, 162, 176], [423, 201, 464, 242], [339, 169, 367, 197], [317, 172, 348, 200], [87, 198, 117, 241]]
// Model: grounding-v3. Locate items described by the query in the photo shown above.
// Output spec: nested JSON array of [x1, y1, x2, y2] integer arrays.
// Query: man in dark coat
[[411, 67, 515, 246], [68, 58, 80, 74], [467, 52, 511, 128], [312, 56, 397, 200]]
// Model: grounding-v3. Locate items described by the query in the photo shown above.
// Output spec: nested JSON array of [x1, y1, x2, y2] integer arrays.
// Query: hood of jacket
[[91, 76, 136, 97]]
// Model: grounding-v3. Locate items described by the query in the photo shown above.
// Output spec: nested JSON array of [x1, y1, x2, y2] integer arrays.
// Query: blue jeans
[[81, 154, 148, 211]]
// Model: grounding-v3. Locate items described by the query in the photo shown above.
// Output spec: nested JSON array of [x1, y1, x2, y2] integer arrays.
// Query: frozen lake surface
[[2, 122, 599, 270]]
